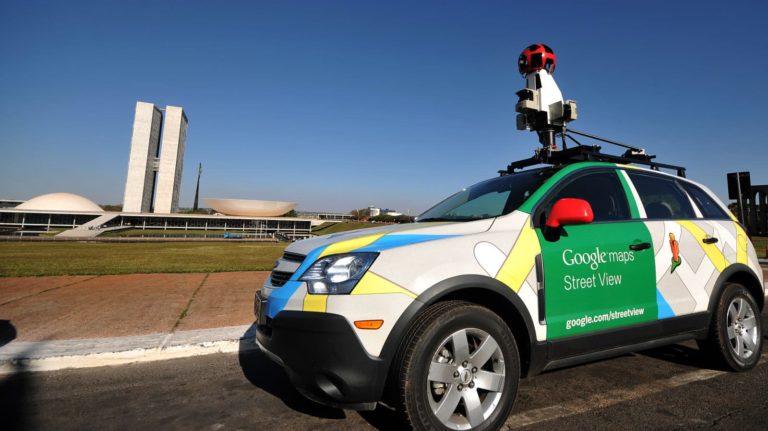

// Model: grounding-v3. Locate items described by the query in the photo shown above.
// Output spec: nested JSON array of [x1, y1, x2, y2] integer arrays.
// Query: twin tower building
[[123, 101, 188, 214]]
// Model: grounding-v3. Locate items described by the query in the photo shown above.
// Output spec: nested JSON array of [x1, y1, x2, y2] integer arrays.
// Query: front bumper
[[254, 294, 389, 410]]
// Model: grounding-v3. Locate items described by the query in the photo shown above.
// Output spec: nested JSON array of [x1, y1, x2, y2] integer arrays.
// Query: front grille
[[270, 270, 293, 287], [282, 251, 306, 263], [269, 252, 304, 287]]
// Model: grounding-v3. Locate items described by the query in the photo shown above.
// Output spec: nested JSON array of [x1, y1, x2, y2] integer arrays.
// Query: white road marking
[[503, 352, 768, 429]]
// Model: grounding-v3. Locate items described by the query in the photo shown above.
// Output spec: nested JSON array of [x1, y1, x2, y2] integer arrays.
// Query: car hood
[[286, 219, 495, 256]]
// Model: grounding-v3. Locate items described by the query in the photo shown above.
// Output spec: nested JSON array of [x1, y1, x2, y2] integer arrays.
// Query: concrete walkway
[[0, 272, 267, 372], [56, 213, 121, 238]]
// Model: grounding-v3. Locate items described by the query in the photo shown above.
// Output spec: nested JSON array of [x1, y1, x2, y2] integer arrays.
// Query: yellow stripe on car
[[735, 222, 748, 265], [678, 220, 727, 272], [303, 293, 328, 312], [496, 225, 540, 293], [352, 272, 417, 298], [319, 233, 386, 258]]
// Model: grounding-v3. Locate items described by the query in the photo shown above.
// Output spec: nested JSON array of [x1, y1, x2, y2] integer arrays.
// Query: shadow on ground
[[0, 320, 36, 431], [638, 312, 768, 369], [237, 323, 346, 419], [0, 320, 16, 348], [357, 404, 405, 430], [637, 343, 711, 368]]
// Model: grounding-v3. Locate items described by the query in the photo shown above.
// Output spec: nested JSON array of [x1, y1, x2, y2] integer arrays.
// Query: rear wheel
[[397, 301, 520, 430], [698, 283, 763, 371]]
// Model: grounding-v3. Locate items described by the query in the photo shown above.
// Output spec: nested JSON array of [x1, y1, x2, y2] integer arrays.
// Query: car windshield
[[417, 168, 554, 222]]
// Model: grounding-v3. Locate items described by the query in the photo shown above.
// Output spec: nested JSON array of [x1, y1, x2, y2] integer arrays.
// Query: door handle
[[702, 237, 719, 244], [629, 242, 651, 251]]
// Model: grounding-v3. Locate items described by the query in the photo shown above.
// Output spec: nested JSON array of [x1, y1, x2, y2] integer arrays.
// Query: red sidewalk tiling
[[0, 276, 95, 305], [0, 273, 205, 341], [175, 271, 265, 331]]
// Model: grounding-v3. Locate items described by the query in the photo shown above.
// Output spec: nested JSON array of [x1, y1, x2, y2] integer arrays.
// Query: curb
[[0, 324, 257, 374]]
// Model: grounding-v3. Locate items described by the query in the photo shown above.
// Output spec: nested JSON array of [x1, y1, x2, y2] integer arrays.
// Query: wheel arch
[[709, 264, 764, 312], [380, 275, 538, 388]]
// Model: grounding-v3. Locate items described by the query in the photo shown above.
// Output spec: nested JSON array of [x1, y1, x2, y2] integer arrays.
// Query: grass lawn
[[0, 242, 287, 277], [312, 221, 381, 236]]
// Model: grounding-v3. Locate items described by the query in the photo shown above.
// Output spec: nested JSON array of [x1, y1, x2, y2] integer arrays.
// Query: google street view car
[[254, 44, 765, 430]]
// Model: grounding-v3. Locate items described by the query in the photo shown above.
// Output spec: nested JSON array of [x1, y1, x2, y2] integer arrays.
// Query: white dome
[[203, 198, 296, 217], [16, 193, 102, 212]]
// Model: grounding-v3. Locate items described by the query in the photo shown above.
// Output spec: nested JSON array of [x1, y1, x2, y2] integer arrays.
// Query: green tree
[[369, 214, 415, 224], [350, 208, 369, 221]]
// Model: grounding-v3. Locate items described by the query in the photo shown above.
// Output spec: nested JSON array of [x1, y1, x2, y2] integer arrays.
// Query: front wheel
[[698, 283, 763, 371], [397, 301, 520, 430]]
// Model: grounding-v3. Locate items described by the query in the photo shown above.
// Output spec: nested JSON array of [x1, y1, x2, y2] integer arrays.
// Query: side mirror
[[545, 198, 594, 229]]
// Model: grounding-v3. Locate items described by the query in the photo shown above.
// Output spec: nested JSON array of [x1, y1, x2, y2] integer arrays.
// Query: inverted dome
[[203, 198, 296, 217], [17, 193, 102, 212]]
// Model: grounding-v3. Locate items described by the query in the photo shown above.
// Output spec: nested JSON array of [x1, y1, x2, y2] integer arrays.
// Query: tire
[[396, 301, 520, 430], [698, 283, 763, 371]]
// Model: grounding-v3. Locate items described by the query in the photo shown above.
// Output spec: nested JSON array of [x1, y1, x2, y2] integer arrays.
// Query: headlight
[[300, 253, 377, 294]]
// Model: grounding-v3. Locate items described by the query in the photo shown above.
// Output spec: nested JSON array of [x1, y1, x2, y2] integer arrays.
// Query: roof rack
[[500, 129, 687, 178]]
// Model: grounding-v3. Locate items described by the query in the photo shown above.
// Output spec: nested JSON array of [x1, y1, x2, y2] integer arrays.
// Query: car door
[[624, 170, 740, 318], [535, 169, 658, 339], [680, 180, 749, 273]]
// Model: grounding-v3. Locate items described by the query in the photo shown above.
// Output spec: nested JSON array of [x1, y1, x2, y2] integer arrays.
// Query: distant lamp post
[[193, 163, 202, 211]]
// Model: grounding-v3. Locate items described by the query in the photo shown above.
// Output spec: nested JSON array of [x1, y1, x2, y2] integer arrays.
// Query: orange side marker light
[[354, 320, 384, 330]]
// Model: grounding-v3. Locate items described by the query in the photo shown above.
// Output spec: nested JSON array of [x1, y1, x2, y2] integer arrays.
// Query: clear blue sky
[[1, 0, 766, 214]]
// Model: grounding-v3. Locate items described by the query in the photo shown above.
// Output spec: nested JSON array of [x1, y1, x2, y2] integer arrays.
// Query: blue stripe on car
[[656, 289, 675, 319], [267, 244, 328, 318], [266, 235, 451, 318], [354, 234, 455, 252]]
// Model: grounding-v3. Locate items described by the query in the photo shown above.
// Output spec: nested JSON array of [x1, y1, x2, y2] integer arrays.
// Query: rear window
[[627, 172, 696, 219], [680, 182, 730, 219]]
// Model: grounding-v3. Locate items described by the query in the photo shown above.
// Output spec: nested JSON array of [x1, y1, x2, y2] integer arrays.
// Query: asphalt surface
[[2, 324, 768, 431]]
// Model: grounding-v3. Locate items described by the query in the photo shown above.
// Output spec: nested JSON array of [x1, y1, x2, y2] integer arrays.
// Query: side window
[[627, 172, 696, 219], [681, 182, 730, 219], [544, 171, 630, 222]]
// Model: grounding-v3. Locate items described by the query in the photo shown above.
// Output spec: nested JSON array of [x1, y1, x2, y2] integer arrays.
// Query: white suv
[[255, 155, 764, 430]]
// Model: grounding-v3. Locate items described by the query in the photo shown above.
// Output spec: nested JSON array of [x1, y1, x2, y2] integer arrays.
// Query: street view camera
[[515, 43, 577, 152], [506, 44, 686, 177]]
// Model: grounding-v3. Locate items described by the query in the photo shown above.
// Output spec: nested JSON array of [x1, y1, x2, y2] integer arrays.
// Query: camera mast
[[509, 43, 685, 177]]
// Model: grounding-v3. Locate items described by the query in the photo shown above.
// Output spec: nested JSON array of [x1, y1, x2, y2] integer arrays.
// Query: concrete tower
[[122, 102, 188, 214], [123, 102, 162, 213], [153, 106, 188, 213]]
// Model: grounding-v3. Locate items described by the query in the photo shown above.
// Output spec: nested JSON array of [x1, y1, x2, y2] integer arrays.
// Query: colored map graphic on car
[[669, 233, 682, 273]]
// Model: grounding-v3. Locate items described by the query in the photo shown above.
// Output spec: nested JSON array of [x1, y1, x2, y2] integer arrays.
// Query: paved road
[[2, 327, 768, 431]]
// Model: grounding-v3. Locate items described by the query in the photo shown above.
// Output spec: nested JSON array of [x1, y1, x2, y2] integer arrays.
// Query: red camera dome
[[518, 43, 556, 75]]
